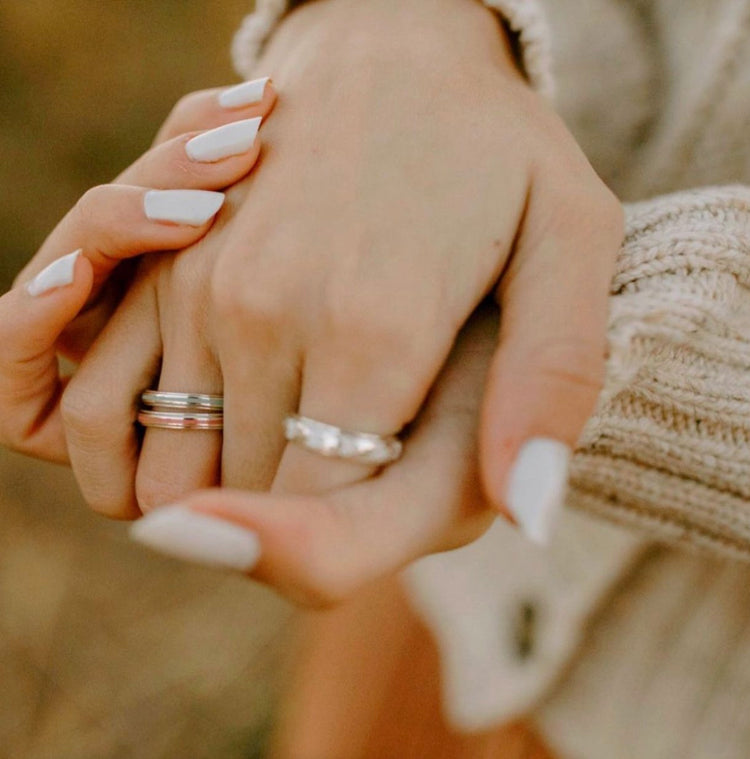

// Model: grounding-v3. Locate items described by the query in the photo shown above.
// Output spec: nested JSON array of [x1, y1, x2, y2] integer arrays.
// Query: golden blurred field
[[0, 3, 292, 757]]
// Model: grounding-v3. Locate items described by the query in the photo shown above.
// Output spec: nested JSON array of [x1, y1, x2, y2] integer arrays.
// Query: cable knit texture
[[572, 186, 750, 559]]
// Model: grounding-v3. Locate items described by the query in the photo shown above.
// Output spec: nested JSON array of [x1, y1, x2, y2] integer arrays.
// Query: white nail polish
[[185, 117, 262, 162], [25, 249, 82, 297], [506, 438, 571, 545], [218, 77, 270, 109], [144, 189, 224, 226], [130, 506, 261, 572]]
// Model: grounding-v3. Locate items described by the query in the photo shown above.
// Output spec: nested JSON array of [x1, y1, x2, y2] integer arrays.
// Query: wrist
[[264, 0, 524, 83]]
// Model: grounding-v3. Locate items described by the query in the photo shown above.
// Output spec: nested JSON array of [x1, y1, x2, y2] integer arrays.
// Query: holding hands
[[2, 0, 624, 606], [0, 78, 276, 465]]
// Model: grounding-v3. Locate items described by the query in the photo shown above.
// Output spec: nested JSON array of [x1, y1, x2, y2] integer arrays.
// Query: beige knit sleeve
[[231, 0, 554, 98], [571, 186, 750, 560]]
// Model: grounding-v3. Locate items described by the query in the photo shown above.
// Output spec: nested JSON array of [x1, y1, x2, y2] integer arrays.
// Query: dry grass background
[[0, 3, 293, 758]]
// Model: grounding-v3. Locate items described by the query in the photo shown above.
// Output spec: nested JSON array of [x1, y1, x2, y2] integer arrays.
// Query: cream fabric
[[232, 1, 750, 755], [403, 511, 644, 731]]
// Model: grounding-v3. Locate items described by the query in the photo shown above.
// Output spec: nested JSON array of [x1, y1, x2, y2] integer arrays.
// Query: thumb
[[481, 182, 623, 544]]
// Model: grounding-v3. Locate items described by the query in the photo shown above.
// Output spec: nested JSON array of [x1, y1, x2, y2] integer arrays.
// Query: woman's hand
[[14, 79, 276, 363], [0, 81, 276, 465], [130, 304, 501, 606], [63, 0, 622, 546]]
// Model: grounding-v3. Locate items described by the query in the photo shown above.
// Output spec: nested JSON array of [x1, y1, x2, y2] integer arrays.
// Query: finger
[[272, 306, 455, 496], [0, 251, 93, 462], [63, 270, 162, 519], [219, 324, 301, 492], [135, 344, 223, 513], [116, 117, 262, 187], [154, 78, 276, 145], [16, 186, 225, 292], [130, 310, 500, 607], [480, 180, 624, 544]]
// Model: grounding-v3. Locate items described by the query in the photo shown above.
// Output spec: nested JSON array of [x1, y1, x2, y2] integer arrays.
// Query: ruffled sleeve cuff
[[231, 0, 554, 99]]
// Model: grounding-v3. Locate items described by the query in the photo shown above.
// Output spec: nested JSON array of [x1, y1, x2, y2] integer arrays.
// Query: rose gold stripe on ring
[[137, 409, 224, 431]]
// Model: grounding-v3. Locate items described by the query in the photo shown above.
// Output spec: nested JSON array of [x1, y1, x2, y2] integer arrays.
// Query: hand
[[64, 0, 622, 548], [132, 304, 500, 606], [14, 78, 276, 363], [0, 81, 276, 464]]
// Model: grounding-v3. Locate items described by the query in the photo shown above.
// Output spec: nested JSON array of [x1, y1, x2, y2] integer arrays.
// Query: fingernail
[[185, 117, 262, 162], [144, 189, 224, 226], [25, 249, 82, 297], [130, 505, 261, 572], [218, 77, 270, 109], [505, 438, 571, 545]]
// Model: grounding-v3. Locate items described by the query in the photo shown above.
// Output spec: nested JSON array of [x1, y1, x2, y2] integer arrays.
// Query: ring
[[137, 409, 224, 431], [138, 390, 224, 430], [283, 414, 403, 466], [140, 390, 224, 411]]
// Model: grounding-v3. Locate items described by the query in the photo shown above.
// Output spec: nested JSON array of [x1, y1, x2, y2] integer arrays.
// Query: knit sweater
[[234, 2, 750, 757]]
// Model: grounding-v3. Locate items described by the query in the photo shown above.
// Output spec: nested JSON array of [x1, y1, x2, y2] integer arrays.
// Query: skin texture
[[7, 0, 623, 604], [0, 85, 277, 466], [269, 574, 556, 758]]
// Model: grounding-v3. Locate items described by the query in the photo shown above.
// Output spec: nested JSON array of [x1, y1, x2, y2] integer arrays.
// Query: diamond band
[[283, 414, 403, 466]]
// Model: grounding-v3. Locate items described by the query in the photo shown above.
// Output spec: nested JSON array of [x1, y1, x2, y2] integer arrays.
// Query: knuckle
[[210, 265, 287, 329], [60, 381, 113, 440], [170, 91, 204, 122], [72, 184, 110, 228], [527, 337, 606, 394]]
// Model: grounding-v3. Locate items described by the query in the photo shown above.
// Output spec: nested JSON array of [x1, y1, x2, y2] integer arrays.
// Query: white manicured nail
[[185, 118, 262, 162], [26, 249, 81, 297], [144, 189, 224, 226], [506, 438, 571, 545], [130, 506, 261, 572], [218, 77, 270, 109]]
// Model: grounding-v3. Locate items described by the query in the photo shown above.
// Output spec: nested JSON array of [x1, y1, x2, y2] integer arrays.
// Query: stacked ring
[[138, 390, 224, 430]]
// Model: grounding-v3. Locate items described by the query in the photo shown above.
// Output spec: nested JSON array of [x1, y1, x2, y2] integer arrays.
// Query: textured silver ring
[[140, 390, 224, 412], [137, 409, 224, 431], [283, 414, 403, 466]]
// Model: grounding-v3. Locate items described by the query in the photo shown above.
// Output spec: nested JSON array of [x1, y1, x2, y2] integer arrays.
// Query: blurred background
[[0, 3, 293, 757]]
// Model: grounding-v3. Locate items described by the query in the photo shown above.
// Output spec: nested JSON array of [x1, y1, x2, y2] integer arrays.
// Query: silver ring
[[283, 414, 403, 466], [137, 409, 224, 431], [140, 390, 224, 411]]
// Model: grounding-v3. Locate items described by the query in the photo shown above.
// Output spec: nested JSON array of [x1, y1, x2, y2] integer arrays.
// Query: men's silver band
[[140, 390, 224, 412], [137, 409, 224, 431], [283, 414, 403, 466]]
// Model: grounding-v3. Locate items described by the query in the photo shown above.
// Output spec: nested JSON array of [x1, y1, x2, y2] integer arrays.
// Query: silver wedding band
[[283, 414, 403, 466], [140, 390, 224, 411], [138, 390, 224, 430]]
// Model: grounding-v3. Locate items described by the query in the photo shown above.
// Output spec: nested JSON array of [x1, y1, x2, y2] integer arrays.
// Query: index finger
[[152, 77, 276, 145]]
